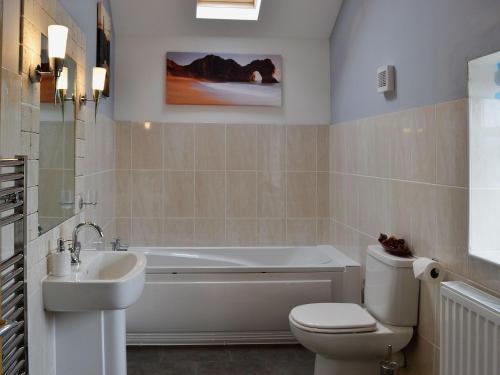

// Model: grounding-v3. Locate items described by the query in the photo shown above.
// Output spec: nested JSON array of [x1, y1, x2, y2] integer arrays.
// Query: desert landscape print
[[166, 52, 282, 106]]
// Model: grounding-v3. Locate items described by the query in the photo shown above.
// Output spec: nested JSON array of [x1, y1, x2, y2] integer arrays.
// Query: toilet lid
[[290, 303, 377, 333]]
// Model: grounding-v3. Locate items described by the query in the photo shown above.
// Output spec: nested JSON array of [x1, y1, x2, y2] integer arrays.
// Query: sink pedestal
[[55, 310, 126, 375], [43, 251, 146, 375]]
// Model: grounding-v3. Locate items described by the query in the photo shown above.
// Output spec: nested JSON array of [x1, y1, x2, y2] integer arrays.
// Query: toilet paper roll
[[413, 257, 445, 283]]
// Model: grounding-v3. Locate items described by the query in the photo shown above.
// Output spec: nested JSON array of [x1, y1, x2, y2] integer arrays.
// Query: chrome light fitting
[[30, 25, 69, 99], [56, 67, 76, 121], [79, 67, 107, 121]]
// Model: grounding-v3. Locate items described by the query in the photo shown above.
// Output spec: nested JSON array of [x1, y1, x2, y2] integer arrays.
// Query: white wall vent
[[377, 65, 395, 93]]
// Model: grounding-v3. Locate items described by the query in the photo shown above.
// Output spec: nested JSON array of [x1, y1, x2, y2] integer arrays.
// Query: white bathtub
[[126, 245, 361, 345]]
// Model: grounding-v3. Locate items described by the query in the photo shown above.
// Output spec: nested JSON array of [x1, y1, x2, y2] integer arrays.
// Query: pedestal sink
[[43, 251, 146, 375]]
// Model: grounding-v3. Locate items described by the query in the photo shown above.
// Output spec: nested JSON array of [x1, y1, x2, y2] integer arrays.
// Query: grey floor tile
[[127, 345, 314, 375]]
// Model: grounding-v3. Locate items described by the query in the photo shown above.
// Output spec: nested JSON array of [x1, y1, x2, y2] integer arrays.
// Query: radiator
[[440, 282, 500, 375]]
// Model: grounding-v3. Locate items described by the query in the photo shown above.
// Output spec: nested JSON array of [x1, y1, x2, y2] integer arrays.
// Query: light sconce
[[56, 67, 75, 121], [80, 67, 107, 121], [30, 25, 69, 90]]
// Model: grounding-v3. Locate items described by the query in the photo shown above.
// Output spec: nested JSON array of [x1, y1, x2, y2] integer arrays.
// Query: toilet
[[289, 245, 420, 375]]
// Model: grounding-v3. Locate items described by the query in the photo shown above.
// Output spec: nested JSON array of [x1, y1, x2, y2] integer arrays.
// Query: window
[[196, 0, 262, 20]]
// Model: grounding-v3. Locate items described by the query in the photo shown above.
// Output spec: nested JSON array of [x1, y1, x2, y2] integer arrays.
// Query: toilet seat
[[289, 303, 377, 334]]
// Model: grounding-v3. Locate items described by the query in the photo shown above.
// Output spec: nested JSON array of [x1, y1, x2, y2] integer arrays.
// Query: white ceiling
[[109, 0, 343, 39]]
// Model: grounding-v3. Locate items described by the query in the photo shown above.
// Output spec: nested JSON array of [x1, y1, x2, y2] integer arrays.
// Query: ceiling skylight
[[196, 0, 262, 21]]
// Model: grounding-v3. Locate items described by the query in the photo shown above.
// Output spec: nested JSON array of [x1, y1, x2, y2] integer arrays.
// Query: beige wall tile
[[226, 219, 257, 245], [115, 170, 131, 217], [287, 219, 316, 245], [436, 100, 468, 187], [165, 218, 194, 245], [412, 106, 437, 184], [131, 171, 163, 217], [287, 172, 316, 218], [435, 186, 468, 276], [389, 110, 414, 181], [317, 172, 330, 218], [317, 125, 329, 172], [115, 218, 131, 244], [317, 219, 330, 244], [332, 173, 358, 228], [227, 124, 257, 170], [131, 122, 163, 169], [227, 172, 257, 218], [358, 176, 389, 238], [258, 219, 285, 245], [257, 125, 285, 171], [334, 221, 362, 264], [164, 123, 194, 170], [332, 122, 358, 174], [195, 172, 225, 218], [164, 171, 194, 217], [0, 69, 22, 157], [387, 180, 412, 243], [357, 116, 390, 178], [468, 256, 500, 293], [195, 218, 225, 244], [286, 125, 317, 171], [195, 124, 225, 170], [417, 281, 439, 344], [257, 171, 285, 218], [410, 183, 437, 258], [131, 218, 163, 246]]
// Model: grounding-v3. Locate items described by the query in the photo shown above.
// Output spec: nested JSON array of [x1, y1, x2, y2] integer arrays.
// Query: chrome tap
[[70, 221, 104, 264]]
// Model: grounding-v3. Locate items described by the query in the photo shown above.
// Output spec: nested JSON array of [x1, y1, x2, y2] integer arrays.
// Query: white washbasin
[[43, 251, 146, 312]]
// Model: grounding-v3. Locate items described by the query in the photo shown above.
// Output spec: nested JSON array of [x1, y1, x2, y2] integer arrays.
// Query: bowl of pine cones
[[378, 233, 412, 257]]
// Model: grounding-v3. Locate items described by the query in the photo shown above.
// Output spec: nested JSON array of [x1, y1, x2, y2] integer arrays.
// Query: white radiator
[[440, 282, 500, 375]]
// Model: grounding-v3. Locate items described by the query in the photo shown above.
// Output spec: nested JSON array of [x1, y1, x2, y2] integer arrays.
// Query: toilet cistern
[[69, 221, 104, 264]]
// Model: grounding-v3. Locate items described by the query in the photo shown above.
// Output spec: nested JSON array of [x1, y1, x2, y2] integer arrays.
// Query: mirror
[[468, 51, 500, 265], [38, 34, 76, 235]]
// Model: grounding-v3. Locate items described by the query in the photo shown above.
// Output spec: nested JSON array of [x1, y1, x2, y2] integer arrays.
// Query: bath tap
[[110, 238, 129, 252], [69, 221, 104, 264]]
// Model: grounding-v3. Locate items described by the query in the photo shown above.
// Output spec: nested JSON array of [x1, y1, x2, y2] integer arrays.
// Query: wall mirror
[[38, 34, 76, 235], [468, 50, 500, 266]]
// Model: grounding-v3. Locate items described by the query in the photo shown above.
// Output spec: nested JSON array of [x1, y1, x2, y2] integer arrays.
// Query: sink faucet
[[70, 221, 104, 264]]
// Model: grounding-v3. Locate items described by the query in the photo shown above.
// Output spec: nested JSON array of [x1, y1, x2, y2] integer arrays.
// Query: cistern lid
[[290, 303, 377, 333]]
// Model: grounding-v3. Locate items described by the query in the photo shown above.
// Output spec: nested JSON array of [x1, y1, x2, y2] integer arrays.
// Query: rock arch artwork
[[166, 52, 282, 106]]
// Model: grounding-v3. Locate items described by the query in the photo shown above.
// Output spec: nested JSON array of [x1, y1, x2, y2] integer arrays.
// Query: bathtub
[[126, 245, 361, 345]]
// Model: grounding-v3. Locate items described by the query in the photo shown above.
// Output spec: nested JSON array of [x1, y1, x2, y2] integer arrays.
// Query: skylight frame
[[196, 0, 262, 21]]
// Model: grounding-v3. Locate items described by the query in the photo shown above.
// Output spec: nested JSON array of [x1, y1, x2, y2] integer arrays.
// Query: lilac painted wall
[[330, 0, 500, 123], [59, 0, 114, 118]]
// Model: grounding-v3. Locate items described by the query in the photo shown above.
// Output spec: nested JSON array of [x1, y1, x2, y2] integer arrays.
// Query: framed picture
[[97, 3, 112, 97], [166, 52, 282, 106]]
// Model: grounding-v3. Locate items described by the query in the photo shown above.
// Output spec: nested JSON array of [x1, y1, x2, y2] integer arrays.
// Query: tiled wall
[[329, 99, 500, 375], [0, 1, 116, 374], [114, 122, 330, 247]]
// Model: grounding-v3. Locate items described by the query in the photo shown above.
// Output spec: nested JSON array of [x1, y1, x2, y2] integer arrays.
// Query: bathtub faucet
[[70, 221, 104, 264]]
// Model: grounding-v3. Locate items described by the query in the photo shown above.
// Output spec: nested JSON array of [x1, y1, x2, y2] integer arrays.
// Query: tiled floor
[[127, 345, 315, 375]]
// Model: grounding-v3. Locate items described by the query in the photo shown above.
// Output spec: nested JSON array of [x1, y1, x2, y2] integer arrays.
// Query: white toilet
[[289, 245, 420, 375]]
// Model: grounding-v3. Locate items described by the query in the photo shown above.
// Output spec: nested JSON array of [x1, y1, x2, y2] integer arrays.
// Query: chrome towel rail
[[0, 156, 28, 375]]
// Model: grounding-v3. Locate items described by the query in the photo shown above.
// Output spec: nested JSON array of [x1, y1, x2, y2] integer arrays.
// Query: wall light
[[56, 67, 75, 121], [144, 122, 151, 130], [30, 25, 69, 93], [80, 67, 107, 121]]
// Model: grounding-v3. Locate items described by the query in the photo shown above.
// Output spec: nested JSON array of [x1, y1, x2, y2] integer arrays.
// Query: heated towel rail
[[0, 157, 28, 375]]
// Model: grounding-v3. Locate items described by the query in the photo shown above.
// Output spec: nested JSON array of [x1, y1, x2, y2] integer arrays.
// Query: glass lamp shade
[[48, 25, 69, 59], [56, 67, 68, 90], [92, 67, 107, 91]]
